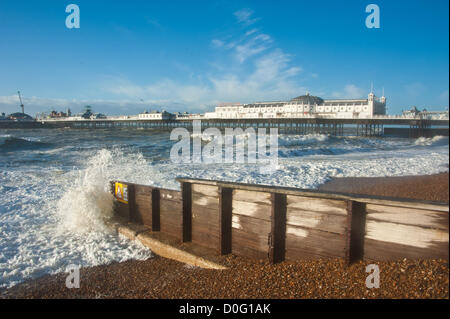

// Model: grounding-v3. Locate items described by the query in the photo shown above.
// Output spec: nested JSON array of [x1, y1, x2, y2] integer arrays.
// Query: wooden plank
[[364, 238, 449, 260], [366, 204, 449, 231], [160, 199, 182, 217], [159, 188, 182, 202], [182, 182, 192, 242], [232, 228, 270, 252], [232, 200, 271, 220], [219, 187, 233, 255], [192, 215, 220, 232], [232, 189, 271, 205], [192, 230, 220, 250], [286, 195, 347, 216], [159, 193, 182, 239], [269, 193, 287, 263], [365, 220, 449, 251], [133, 185, 152, 226], [192, 193, 219, 208], [286, 208, 347, 234], [285, 225, 346, 260], [232, 214, 271, 234], [192, 184, 219, 197], [232, 244, 268, 260]]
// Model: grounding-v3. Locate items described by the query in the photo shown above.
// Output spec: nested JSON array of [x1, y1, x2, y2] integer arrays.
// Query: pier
[[35, 117, 449, 137]]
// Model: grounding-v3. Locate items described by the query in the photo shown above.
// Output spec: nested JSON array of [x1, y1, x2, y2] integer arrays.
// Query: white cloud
[[233, 8, 260, 25], [211, 39, 224, 48], [332, 84, 365, 99]]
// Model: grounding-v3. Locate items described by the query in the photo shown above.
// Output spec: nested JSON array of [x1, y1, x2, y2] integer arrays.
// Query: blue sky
[[0, 0, 448, 116]]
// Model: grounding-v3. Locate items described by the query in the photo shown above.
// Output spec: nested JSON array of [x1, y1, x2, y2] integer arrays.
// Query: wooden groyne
[[110, 178, 449, 264]]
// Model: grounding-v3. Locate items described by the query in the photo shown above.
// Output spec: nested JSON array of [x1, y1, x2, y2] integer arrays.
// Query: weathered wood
[[269, 193, 287, 263], [160, 194, 182, 240], [232, 243, 268, 260], [192, 184, 219, 197], [219, 187, 233, 255], [152, 189, 160, 231], [192, 193, 219, 208], [160, 199, 182, 217], [232, 189, 271, 205], [232, 228, 270, 252], [133, 185, 153, 226], [366, 204, 449, 231], [345, 200, 366, 265], [160, 188, 182, 202], [364, 237, 449, 260], [128, 184, 137, 223], [285, 225, 346, 260], [287, 195, 347, 216], [286, 208, 347, 234], [232, 200, 271, 220], [176, 179, 448, 212], [182, 182, 192, 242], [365, 220, 448, 257], [232, 214, 271, 234], [113, 178, 449, 262]]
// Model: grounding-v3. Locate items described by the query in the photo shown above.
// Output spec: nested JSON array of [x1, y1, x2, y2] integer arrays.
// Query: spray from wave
[[56, 150, 116, 234]]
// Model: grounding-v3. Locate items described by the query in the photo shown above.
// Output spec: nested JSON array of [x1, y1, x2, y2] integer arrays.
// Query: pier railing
[[110, 178, 449, 264]]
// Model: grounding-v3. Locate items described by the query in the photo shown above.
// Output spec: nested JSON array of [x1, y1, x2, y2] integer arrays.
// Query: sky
[[0, 0, 448, 116]]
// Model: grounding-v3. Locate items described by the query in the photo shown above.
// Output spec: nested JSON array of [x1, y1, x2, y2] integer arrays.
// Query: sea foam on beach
[[0, 129, 448, 288]]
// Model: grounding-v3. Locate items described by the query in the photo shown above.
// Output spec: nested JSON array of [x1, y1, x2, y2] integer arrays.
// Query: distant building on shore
[[402, 106, 449, 120], [209, 91, 386, 119], [5, 112, 35, 121]]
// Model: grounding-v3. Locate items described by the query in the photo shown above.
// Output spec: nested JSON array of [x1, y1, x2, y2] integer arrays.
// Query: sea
[[0, 128, 448, 288]]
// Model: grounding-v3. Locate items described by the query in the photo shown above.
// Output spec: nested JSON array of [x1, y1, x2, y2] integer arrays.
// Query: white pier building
[[207, 92, 386, 119]]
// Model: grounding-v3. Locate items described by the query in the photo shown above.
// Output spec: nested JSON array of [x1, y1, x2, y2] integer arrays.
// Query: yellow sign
[[115, 182, 128, 204]]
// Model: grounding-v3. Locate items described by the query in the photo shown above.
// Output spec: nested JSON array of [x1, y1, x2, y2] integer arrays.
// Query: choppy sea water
[[0, 128, 448, 288]]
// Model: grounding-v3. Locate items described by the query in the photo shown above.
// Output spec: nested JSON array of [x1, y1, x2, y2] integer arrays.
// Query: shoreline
[[1, 172, 449, 299]]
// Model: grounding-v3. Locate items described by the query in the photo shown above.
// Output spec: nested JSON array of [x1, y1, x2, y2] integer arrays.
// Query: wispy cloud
[[332, 84, 365, 99], [101, 8, 306, 111], [233, 8, 260, 25]]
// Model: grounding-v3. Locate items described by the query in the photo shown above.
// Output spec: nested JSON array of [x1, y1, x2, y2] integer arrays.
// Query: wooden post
[[269, 193, 287, 264], [345, 200, 366, 265], [128, 184, 137, 223], [152, 188, 160, 231], [181, 182, 192, 242], [219, 187, 233, 255]]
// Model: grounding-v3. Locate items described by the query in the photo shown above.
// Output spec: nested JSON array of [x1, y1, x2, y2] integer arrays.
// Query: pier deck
[[30, 117, 449, 137]]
